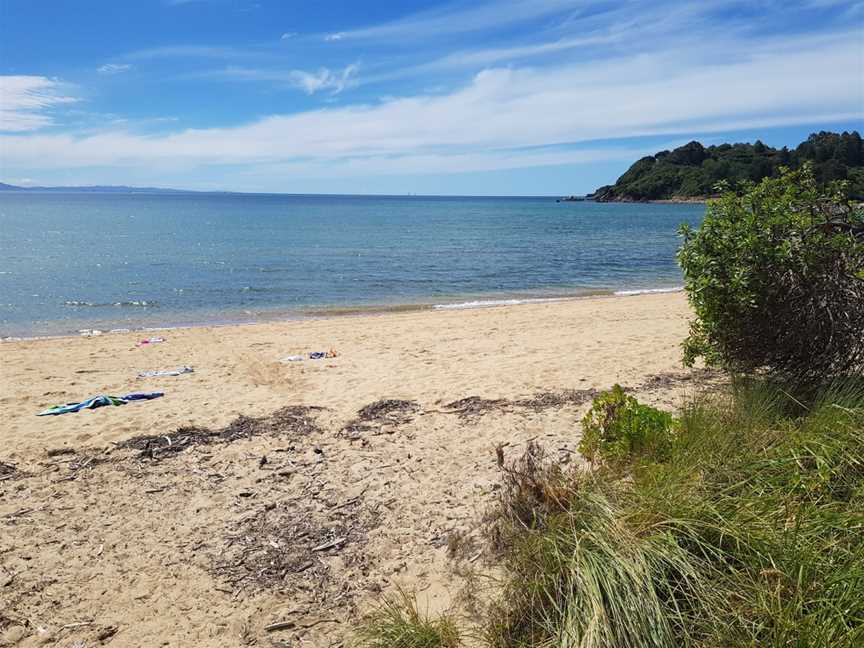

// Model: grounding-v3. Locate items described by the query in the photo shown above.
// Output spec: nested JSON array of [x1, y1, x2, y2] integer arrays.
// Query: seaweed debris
[[342, 399, 421, 437], [443, 389, 598, 421], [119, 406, 324, 461]]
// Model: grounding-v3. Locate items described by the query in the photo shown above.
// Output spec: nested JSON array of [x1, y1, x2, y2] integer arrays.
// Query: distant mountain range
[[590, 131, 864, 202], [0, 182, 211, 194]]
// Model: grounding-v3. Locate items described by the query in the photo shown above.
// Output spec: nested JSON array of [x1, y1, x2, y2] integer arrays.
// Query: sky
[[0, 0, 862, 195]]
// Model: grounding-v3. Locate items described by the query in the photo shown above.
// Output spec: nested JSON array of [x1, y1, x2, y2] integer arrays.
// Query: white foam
[[433, 297, 566, 310], [614, 286, 683, 296]]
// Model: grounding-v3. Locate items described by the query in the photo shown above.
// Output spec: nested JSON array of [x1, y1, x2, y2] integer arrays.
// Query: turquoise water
[[0, 193, 704, 336]]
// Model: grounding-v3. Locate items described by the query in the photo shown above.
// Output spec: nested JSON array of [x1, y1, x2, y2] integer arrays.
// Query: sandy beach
[[0, 291, 710, 647]]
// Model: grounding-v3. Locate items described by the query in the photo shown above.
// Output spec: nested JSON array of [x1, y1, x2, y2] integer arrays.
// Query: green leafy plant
[[579, 385, 678, 463], [678, 165, 864, 381]]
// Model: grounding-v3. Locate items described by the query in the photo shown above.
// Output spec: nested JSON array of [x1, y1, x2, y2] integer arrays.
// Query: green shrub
[[579, 385, 678, 463], [677, 165, 864, 382]]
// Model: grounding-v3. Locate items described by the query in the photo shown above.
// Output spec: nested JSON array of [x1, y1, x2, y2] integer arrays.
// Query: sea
[[0, 192, 705, 338]]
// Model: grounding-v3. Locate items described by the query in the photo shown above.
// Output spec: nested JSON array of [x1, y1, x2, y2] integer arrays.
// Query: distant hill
[[0, 183, 208, 194], [591, 131, 864, 202]]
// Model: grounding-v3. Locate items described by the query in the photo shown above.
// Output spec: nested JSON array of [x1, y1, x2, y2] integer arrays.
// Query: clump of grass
[[486, 491, 721, 648], [352, 590, 462, 648], [485, 379, 864, 647]]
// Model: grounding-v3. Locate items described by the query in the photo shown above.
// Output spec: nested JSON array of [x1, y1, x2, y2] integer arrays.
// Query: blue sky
[[0, 0, 862, 195]]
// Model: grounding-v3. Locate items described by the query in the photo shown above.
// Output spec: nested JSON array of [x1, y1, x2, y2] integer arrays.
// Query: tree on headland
[[592, 131, 864, 201]]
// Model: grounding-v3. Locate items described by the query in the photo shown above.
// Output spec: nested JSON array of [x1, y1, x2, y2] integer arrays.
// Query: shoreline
[[561, 196, 709, 204], [593, 197, 711, 204], [1, 285, 684, 343]]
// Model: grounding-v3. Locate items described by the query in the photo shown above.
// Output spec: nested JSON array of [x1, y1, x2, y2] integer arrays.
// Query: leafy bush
[[578, 385, 677, 463], [678, 166, 864, 382]]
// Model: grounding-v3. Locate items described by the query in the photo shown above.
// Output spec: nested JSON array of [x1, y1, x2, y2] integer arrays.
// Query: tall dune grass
[[487, 379, 864, 647], [352, 589, 462, 648]]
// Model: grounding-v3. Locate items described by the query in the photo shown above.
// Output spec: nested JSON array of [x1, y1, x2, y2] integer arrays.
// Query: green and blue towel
[[37, 391, 164, 416]]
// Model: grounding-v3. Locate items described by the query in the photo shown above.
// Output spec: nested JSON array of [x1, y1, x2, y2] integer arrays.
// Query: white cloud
[[327, 0, 587, 41], [198, 63, 360, 94], [280, 32, 297, 40], [324, 32, 345, 42], [0, 76, 77, 132], [1, 32, 861, 175], [288, 64, 358, 94], [97, 63, 133, 75]]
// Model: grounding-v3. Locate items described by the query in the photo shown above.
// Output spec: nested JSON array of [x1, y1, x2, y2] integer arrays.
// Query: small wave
[[63, 300, 159, 308], [614, 286, 683, 296], [118, 300, 158, 307], [240, 286, 276, 293], [433, 297, 567, 310]]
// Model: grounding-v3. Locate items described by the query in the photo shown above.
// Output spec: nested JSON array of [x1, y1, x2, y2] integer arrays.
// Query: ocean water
[[0, 193, 704, 337]]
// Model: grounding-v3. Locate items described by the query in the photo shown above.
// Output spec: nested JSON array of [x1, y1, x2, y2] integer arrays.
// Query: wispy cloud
[[325, 0, 587, 42], [0, 76, 77, 132], [201, 63, 359, 94], [97, 63, 133, 75], [2, 32, 860, 172], [289, 64, 358, 94]]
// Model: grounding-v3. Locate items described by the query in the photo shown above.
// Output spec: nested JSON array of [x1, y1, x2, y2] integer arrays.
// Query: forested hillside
[[591, 131, 864, 201]]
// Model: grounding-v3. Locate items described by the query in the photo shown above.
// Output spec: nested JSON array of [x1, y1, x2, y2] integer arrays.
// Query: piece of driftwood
[[311, 537, 346, 552]]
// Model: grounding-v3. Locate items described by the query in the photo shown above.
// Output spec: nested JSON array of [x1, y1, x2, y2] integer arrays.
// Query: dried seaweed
[[119, 406, 324, 461], [633, 369, 723, 393], [443, 389, 598, 421], [118, 425, 216, 459], [513, 389, 598, 411], [269, 405, 326, 435], [443, 396, 512, 421], [45, 447, 76, 457], [342, 399, 421, 437]]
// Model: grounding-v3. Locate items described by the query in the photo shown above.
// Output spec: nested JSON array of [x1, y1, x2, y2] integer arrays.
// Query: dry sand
[[0, 292, 711, 647]]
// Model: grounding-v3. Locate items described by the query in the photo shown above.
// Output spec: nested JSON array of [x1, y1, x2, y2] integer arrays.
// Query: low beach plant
[[578, 384, 678, 464]]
